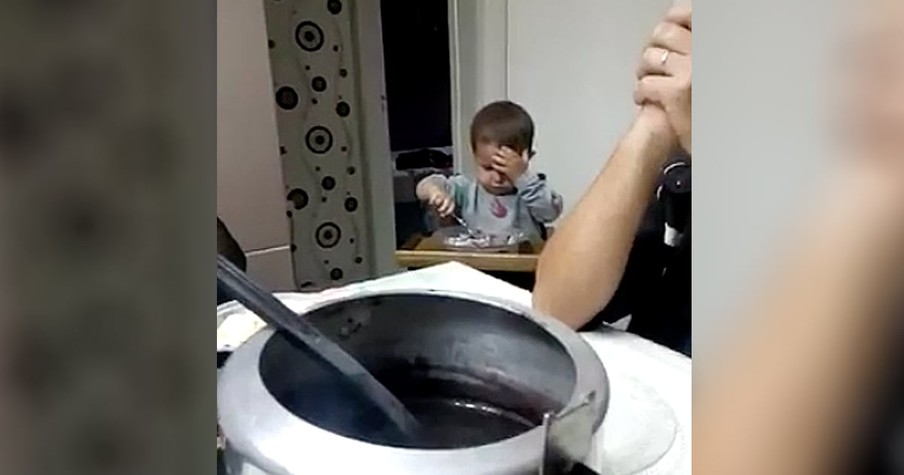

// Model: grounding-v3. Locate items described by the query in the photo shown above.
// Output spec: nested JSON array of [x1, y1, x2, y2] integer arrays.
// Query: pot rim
[[217, 288, 609, 474]]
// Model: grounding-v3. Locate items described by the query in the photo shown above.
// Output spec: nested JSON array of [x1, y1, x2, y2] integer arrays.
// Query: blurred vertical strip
[[693, 0, 904, 473], [0, 0, 215, 473]]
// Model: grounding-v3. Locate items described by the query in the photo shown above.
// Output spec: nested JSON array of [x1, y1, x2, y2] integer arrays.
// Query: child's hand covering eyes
[[491, 146, 529, 182]]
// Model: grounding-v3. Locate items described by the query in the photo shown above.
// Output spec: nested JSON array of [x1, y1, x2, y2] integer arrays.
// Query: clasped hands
[[634, 5, 692, 155]]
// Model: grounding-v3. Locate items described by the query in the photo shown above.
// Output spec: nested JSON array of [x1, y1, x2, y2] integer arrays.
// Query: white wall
[[448, 0, 508, 176], [508, 0, 673, 212], [217, 0, 294, 290], [451, 0, 673, 213]]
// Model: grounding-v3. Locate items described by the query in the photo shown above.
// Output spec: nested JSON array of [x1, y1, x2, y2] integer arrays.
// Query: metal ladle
[[216, 255, 421, 440]]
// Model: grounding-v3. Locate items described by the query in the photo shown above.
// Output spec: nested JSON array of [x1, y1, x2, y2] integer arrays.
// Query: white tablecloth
[[217, 262, 691, 475]]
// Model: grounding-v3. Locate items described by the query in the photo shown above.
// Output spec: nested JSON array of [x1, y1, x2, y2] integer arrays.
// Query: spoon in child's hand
[[452, 215, 479, 237]]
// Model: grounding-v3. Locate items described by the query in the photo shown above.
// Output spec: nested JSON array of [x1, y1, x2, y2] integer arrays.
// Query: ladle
[[216, 255, 421, 440]]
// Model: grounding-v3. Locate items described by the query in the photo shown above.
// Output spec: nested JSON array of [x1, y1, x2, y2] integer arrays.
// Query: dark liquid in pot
[[274, 370, 548, 449], [399, 397, 536, 448], [259, 332, 564, 449], [371, 366, 551, 448]]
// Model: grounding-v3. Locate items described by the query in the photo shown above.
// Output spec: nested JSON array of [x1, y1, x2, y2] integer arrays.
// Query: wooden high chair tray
[[396, 234, 544, 273]]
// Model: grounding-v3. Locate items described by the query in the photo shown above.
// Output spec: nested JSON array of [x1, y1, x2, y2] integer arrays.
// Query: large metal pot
[[218, 289, 609, 474]]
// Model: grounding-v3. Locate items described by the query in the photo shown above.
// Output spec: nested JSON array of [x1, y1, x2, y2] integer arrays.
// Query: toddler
[[416, 101, 563, 241]]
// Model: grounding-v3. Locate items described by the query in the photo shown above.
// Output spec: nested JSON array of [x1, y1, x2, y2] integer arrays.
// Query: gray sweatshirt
[[425, 170, 564, 240]]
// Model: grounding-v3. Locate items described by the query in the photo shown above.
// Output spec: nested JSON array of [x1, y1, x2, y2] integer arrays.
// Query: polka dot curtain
[[263, 0, 371, 289]]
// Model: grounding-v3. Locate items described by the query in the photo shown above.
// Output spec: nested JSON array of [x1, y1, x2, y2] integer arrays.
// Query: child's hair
[[470, 100, 534, 154]]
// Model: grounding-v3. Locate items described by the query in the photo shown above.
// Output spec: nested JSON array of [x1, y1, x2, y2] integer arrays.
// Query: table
[[395, 234, 544, 273]]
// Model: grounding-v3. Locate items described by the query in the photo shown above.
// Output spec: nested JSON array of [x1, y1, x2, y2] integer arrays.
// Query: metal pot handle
[[540, 391, 600, 474]]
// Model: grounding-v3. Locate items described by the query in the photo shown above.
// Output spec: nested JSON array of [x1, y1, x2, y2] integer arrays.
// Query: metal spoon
[[452, 214, 480, 237], [216, 255, 421, 440]]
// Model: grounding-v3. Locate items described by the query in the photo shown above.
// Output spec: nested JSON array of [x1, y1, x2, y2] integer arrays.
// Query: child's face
[[473, 142, 514, 195]]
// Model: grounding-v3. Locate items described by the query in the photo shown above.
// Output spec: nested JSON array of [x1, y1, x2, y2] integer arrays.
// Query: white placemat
[[217, 262, 690, 475]]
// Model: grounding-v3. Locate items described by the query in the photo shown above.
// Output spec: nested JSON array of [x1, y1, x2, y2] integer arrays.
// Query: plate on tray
[[434, 226, 527, 253]]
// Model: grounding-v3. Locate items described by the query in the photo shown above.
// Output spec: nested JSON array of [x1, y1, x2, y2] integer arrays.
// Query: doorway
[[379, 0, 455, 248]]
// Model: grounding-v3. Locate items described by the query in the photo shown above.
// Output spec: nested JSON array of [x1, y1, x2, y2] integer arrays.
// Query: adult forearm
[[533, 109, 675, 327]]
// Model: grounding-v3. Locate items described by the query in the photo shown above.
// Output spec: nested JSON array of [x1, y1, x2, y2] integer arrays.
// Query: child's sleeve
[[515, 171, 564, 223]]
